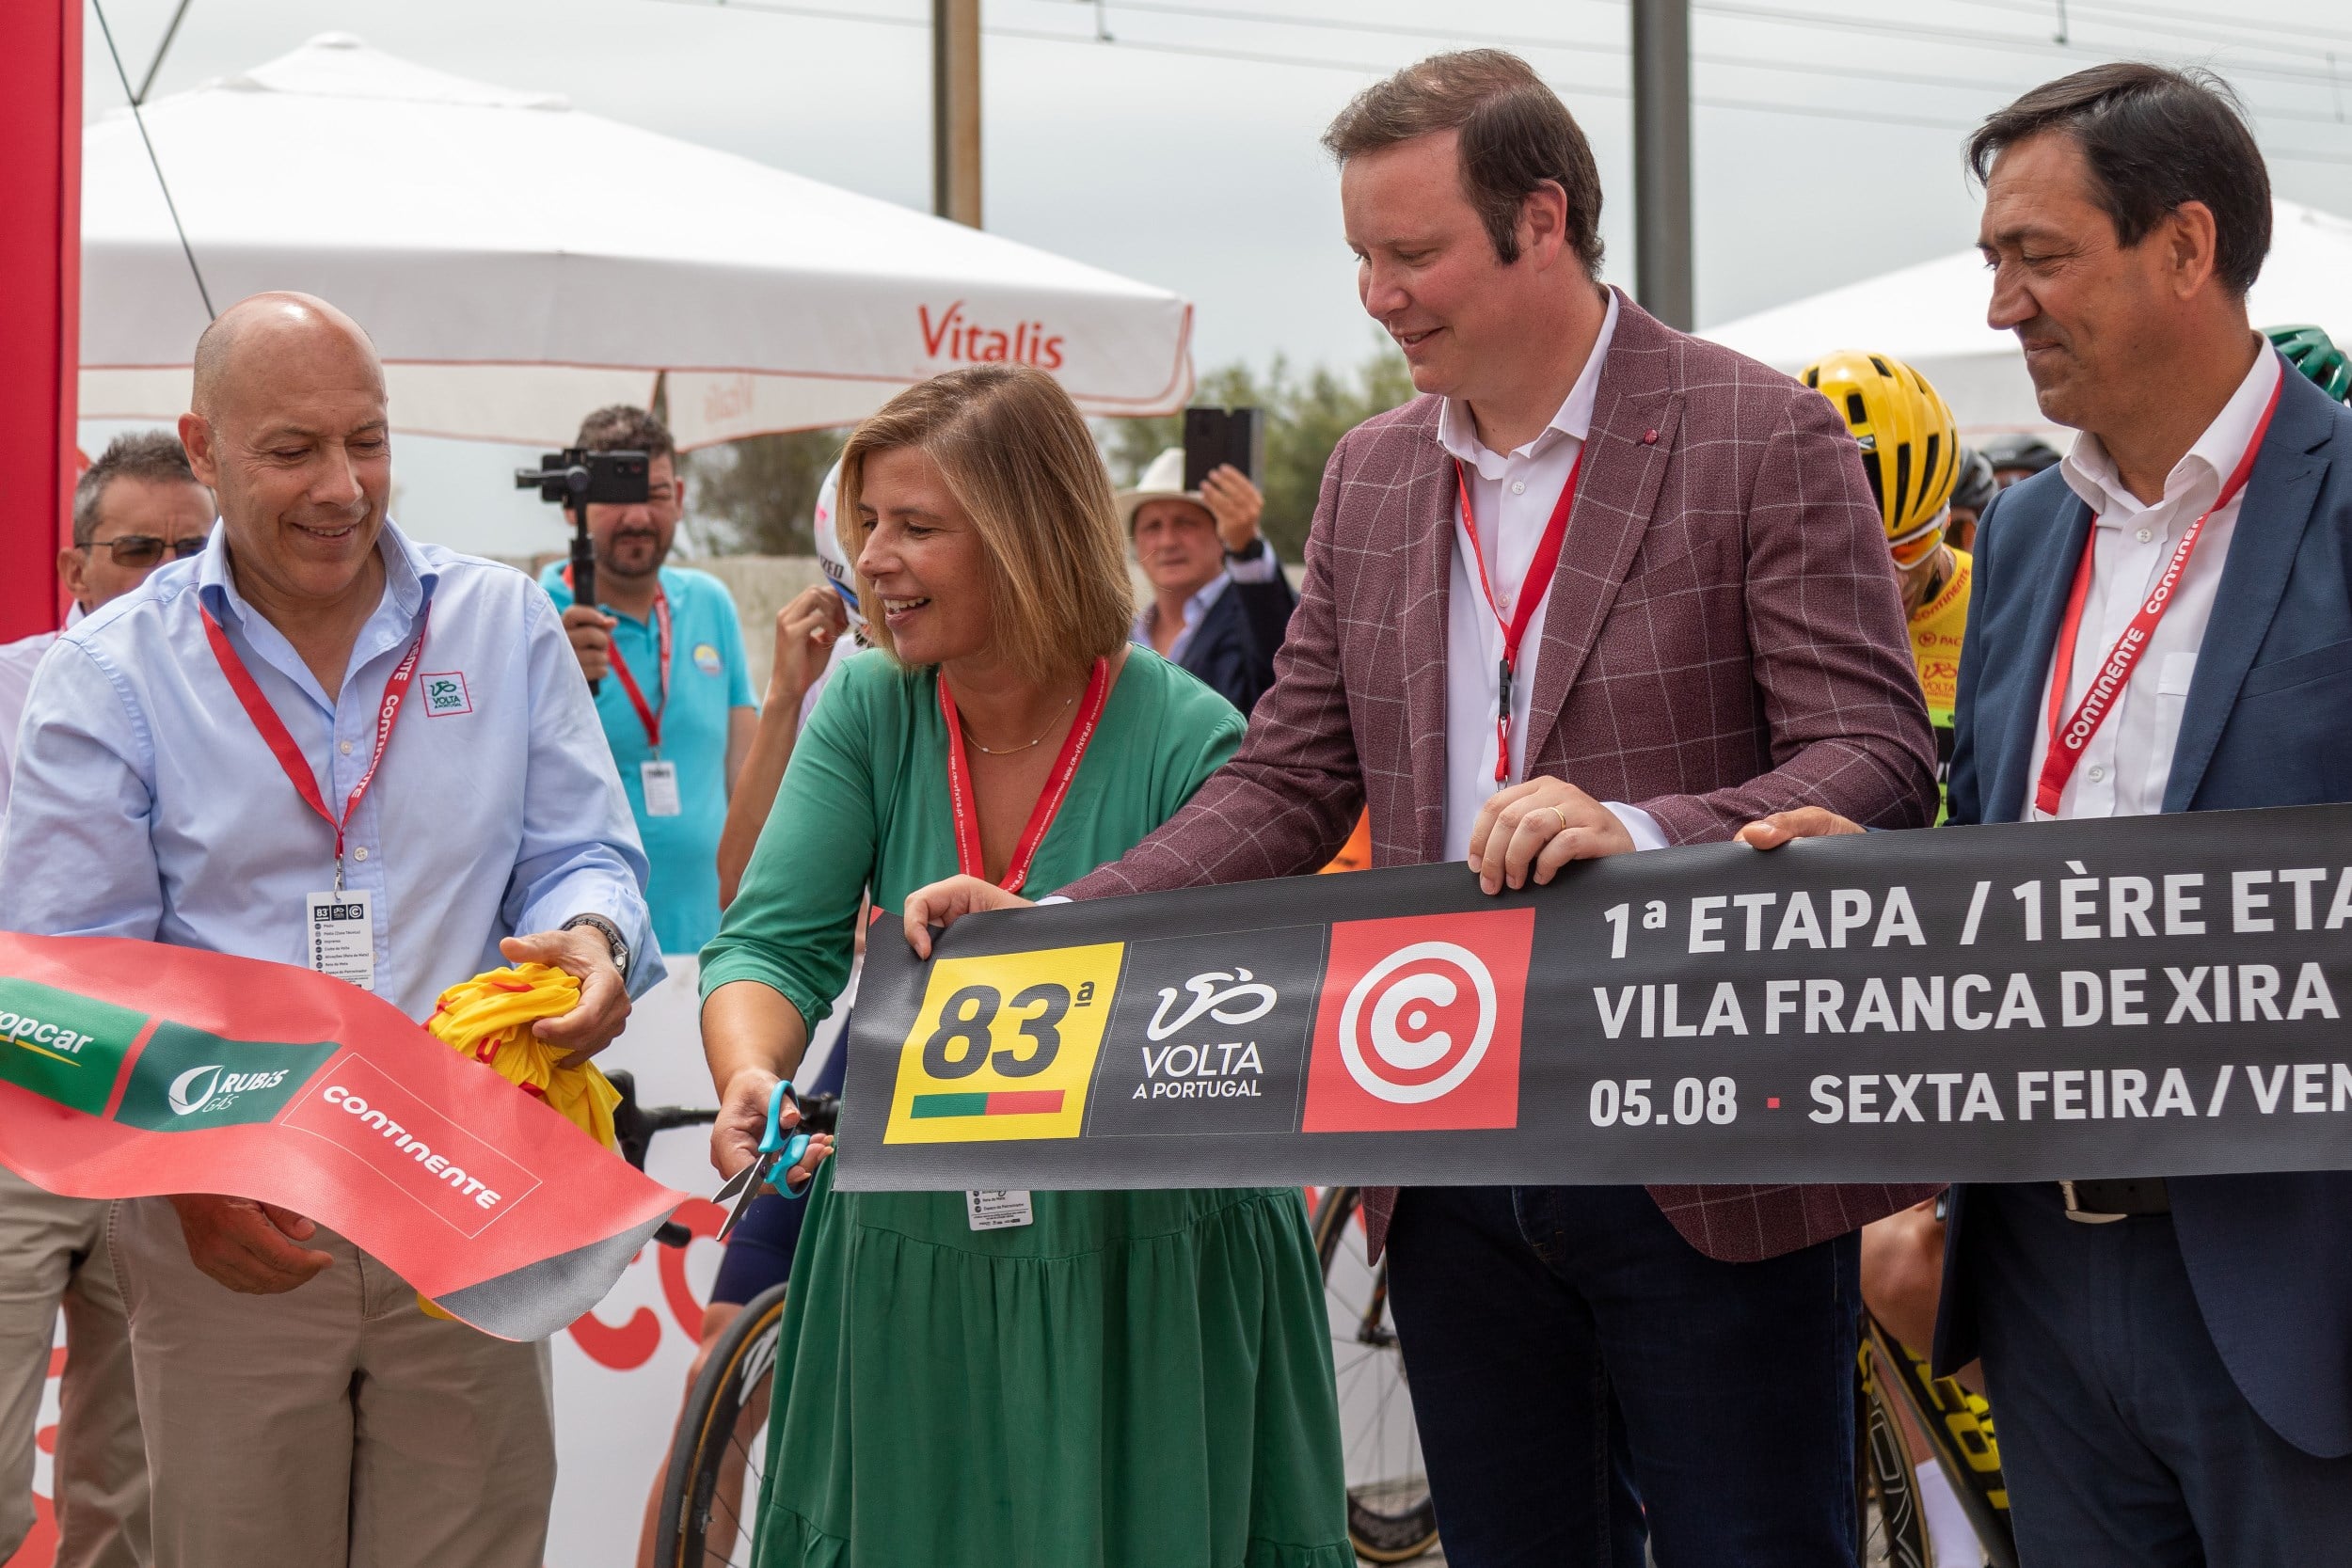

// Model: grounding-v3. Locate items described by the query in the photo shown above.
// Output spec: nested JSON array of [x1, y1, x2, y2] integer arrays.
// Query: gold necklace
[[959, 690, 1076, 755]]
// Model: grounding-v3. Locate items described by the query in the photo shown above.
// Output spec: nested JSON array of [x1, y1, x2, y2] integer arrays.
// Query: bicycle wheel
[[1856, 1332, 1931, 1568], [654, 1281, 791, 1568], [1311, 1186, 1439, 1563], [1867, 1314, 2019, 1568]]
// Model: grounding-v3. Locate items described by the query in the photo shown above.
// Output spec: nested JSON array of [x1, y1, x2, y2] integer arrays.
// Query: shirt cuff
[[1604, 802, 1668, 852], [1222, 542, 1280, 583]]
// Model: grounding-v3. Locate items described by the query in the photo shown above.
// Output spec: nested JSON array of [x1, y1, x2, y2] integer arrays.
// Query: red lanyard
[[565, 569, 671, 751], [2036, 377, 2281, 816], [201, 605, 429, 886], [938, 657, 1110, 894], [1455, 451, 1583, 782], [608, 593, 672, 752]]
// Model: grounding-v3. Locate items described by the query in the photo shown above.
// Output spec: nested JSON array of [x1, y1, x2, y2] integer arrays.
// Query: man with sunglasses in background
[[0, 432, 213, 820], [0, 428, 210, 1568]]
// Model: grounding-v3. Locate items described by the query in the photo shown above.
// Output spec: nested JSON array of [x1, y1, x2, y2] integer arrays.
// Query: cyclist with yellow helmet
[[1804, 349, 1997, 1567], [1803, 349, 1968, 816]]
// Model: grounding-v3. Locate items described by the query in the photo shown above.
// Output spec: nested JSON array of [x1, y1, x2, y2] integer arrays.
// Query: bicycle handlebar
[[606, 1069, 839, 1175]]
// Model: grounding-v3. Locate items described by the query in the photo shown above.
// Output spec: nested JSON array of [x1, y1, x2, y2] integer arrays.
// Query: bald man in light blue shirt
[[0, 292, 659, 1568]]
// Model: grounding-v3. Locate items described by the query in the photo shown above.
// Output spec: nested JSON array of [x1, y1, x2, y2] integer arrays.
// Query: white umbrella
[[1702, 198, 2352, 436], [80, 33, 1194, 448]]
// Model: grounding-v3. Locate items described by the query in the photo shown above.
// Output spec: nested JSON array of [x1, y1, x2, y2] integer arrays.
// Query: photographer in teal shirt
[[541, 406, 757, 955]]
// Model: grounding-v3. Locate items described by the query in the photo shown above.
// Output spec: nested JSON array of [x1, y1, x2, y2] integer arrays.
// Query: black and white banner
[[834, 804, 2352, 1191]]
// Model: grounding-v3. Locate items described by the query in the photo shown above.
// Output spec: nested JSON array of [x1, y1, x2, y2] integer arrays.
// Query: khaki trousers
[[111, 1197, 554, 1568], [0, 1166, 147, 1568]]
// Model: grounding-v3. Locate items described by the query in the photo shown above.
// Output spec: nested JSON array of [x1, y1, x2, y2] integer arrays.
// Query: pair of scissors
[[713, 1079, 814, 1243]]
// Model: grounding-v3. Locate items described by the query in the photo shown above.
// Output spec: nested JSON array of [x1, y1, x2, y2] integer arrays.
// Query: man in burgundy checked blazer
[[913, 50, 1937, 1567]]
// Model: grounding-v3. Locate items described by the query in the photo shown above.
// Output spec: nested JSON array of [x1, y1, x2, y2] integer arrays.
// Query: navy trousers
[[1970, 1184, 2352, 1567], [1384, 1183, 1861, 1568]]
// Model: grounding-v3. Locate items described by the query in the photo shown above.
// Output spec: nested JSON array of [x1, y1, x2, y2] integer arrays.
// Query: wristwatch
[[562, 913, 631, 978]]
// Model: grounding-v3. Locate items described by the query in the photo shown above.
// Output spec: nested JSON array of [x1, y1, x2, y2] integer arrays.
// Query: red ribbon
[[1455, 451, 1584, 783], [201, 605, 427, 878], [939, 657, 1111, 894], [2036, 377, 2281, 816], [606, 591, 672, 752]]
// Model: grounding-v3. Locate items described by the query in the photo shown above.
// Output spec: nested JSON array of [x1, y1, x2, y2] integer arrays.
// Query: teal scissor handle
[[762, 1078, 815, 1200]]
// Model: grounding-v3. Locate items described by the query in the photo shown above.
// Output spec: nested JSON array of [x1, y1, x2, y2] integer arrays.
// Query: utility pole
[[1631, 0, 1693, 330], [932, 0, 981, 227]]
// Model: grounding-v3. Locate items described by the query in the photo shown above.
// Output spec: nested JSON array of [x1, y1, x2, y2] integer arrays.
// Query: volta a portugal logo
[[1302, 909, 1535, 1132]]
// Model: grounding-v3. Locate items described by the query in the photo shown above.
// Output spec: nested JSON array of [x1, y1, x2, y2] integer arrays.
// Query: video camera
[[514, 449, 651, 693]]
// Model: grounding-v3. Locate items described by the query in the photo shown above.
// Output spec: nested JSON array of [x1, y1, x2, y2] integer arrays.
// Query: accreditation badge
[[305, 889, 375, 991], [641, 760, 683, 817]]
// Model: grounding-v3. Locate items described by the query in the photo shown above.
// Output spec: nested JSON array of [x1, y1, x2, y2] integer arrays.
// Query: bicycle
[[1860, 1312, 2017, 1568], [621, 1089, 2010, 1568], [606, 1071, 840, 1568], [1309, 1186, 1440, 1563]]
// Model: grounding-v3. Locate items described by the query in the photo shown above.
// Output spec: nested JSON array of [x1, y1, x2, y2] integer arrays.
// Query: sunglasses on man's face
[[86, 535, 207, 568]]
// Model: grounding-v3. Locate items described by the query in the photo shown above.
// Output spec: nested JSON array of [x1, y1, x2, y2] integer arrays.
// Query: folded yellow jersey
[[419, 962, 622, 1320], [426, 963, 621, 1149]]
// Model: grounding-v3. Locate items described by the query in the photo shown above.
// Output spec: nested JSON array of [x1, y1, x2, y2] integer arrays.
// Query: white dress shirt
[[0, 605, 87, 826], [0, 632, 56, 826], [1131, 541, 1282, 665], [2025, 347, 2281, 820], [1436, 291, 1663, 859]]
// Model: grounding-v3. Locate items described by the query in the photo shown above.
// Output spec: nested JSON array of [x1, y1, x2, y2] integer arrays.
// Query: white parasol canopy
[[1702, 198, 2352, 436], [79, 33, 1194, 448]]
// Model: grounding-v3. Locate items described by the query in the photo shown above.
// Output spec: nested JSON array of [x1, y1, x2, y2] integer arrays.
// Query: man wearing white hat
[[1119, 449, 1296, 714]]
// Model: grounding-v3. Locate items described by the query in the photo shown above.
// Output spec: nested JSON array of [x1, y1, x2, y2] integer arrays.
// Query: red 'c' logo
[[1301, 908, 1534, 1132]]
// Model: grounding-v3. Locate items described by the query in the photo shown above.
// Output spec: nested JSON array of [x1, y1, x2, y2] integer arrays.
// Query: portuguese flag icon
[[910, 1089, 1065, 1118], [0, 933, 689, 1340]]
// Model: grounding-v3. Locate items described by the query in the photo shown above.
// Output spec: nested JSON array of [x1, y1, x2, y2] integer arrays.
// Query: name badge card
[[964, 1189, 1035, 1231], [306, 890, 375, 991], [641, 760, 683, 818]]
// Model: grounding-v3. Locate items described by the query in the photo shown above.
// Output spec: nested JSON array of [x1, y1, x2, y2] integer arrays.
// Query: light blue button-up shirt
[[0, 520, 662, 1021]]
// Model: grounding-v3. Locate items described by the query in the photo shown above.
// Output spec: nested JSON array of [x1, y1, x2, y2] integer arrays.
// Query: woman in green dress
[[699, 363, 1350, 1568]]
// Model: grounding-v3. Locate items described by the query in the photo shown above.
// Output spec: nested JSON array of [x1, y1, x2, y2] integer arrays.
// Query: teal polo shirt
[[540, 563, 757, 955]]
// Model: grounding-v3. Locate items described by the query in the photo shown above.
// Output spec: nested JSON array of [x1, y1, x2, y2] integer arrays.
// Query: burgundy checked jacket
[[1066, 293, 1943, 1263]]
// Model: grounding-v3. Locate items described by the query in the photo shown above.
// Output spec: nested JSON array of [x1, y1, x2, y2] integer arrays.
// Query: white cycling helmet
[[811, 458, 864, 629]]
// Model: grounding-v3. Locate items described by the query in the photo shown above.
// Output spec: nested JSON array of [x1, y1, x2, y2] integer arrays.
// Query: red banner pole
[[0, 0, 82, 641]]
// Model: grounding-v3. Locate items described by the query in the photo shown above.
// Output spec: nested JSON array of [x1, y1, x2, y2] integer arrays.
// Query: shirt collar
[[197, 516, 437, 629], [1133, 570, 1231, 641], [1437, 288, 1621, 475], [2060, 345, 2282, 523]]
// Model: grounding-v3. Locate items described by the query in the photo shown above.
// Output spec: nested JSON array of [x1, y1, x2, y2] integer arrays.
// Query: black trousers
[[1972, 1183, 2352, 1567], [1385, 1183, 1861, 1568]]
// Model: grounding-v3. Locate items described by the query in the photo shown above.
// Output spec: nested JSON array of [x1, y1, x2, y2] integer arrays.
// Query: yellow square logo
[[882, 943, 1124, 1144]]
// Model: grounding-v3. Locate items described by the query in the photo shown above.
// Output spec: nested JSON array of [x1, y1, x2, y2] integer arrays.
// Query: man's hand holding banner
[[0, 934, 686, 1340], [837, 803, 2352, 1192]]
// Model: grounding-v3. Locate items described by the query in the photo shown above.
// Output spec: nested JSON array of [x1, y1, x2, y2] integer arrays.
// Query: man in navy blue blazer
[[1121, 447, 1298, 715], [1743, 63, 2352, 1564]]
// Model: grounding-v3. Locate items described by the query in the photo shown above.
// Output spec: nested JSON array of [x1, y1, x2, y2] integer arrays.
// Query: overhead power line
[[1953, 0, 2352, 58], [134, 0, 195, 104], [88, 0, 215, 320], [1044, 0, 2352, 134], [654, 0, 2352, 164], [1692, 0, 2352, 90]]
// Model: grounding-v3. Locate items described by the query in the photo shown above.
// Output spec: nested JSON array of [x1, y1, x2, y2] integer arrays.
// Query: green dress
[[700, 648, 1352, 1568]]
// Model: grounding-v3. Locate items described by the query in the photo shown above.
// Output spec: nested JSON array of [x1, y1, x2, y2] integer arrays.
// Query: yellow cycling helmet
[[1801, 349, 1960, 567]]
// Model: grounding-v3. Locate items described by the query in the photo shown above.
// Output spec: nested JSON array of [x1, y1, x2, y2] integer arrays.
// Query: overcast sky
[[77, 0, 2352, 552]]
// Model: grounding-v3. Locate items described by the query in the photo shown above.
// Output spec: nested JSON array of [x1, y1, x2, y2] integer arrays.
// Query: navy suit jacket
[[1175, 558, 1298, 717], [1934, 353, 2352, 1457]]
